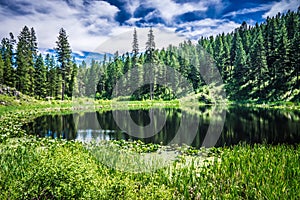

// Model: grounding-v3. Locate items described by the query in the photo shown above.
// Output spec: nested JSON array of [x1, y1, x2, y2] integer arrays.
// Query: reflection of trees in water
[[23, 114, 77, 139], [24, 107, 300, 147], [218, 107, 300, 146]]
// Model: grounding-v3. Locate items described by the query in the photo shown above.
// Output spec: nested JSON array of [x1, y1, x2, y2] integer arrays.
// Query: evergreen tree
[[34, 54, 47, 99], [273, 16, 290, 95], [16, 26, 37, 95], [30, 27, 38, 58], [69, 59, 78, 97], [214, 34, 225, 75], [0, 55, 4, 84], [250, 26, 268, 100], [265, 16, 278, 80], [1, 33, 15, 87], [55, 28, 72, 100], [232, 31, 247, 99], [132, 28, 139, 56], [145, 27, 156, 100], [45, 54, 57, 97], [86, 59, 99, 97]]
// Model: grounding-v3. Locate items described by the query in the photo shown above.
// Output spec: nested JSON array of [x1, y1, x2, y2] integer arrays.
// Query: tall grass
[[0, 137, 299, 199]]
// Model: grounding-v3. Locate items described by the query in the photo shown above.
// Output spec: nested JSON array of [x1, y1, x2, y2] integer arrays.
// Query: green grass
[[0, 137, 299, 199]]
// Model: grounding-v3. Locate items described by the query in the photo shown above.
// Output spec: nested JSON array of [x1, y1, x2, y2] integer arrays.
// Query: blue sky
[[0, 0, 299, 55]]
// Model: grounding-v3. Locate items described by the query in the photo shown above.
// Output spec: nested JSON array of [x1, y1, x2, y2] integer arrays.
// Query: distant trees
[[93, 9, 300, 102]]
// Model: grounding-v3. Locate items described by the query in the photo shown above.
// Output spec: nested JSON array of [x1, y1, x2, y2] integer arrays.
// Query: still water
[[23, 106, 300, 147]]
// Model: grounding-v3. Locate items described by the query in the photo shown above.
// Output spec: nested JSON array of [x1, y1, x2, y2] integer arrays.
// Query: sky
[[0, 0, 299, 57]]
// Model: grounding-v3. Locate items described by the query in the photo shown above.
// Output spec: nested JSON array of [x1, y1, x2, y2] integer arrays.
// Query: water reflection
[[23, 106, 300, 147]]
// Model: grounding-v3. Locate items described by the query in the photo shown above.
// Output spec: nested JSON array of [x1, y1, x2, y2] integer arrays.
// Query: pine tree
[[293, 31, 300, 89], [55, 28, 72, 100], [250, 26, 268, 100], [16, 26, 37, 95], [34, 54, 47, 99], [214, 34, 225, 75], [290, 17, 300, 92], [265, 16, 278, 81], [69, 60, 78, 97], [145, 27, 156, 65], [232, 31, 247, 99], [1, 33, 15, 87], [96, 65, 108, 98], [45, 54, 57, 97], [222, 33, 231, 82], [239, 21, 251, 54], [0, 55, 4, 84], [273, 17, 290, 95], [86, 59, 99, 97], [132, 28, 139, 56], [30, 27, 38, 57], [145, 27, 156, 100]]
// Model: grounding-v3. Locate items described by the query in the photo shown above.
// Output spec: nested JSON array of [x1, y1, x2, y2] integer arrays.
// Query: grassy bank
[[0, 137, 299, 199]]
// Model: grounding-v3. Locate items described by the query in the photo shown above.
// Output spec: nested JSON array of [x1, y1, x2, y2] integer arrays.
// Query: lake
[[23, 106, 300, 147]]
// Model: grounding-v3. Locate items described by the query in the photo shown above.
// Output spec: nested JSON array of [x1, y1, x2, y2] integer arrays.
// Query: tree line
[[0, 27, 76, 100], [85, 8, 298, 102], [1, 8, 299, 102]]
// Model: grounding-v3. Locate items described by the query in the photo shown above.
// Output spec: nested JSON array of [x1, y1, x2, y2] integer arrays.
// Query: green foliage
[[0, 136, 299, 199], [55, 28, 74, 100], [16, 26, 37, 96], [1, 34, 15, 87], [34, 54, 47, 99], [0, 56, 3, 84]]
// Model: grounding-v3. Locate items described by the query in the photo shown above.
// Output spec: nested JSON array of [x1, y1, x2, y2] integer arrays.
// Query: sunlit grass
[[0, 137, 299, 199]]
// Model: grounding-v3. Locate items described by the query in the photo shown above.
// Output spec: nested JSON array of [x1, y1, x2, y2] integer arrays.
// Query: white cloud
[[93, 26, 186, 54], [2, 0, 284, 56], [0, 0, 190, 54], [144, 0, 207, 23], [125, 17, 143, 25], [0, 0, 120, 52], [123, 0, 141, 15], [224, 4, 273, 18], [121, 0, 224, 25], [177, 19, 240, 38], [262, 0, 300, 18]]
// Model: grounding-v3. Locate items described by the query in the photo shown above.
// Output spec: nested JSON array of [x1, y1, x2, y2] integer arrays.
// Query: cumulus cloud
[[123, 0, 224, 25], [262, 0, 299, 18], [0, 0, 121, 52], [94, 26, 185, 54], [2, 0, 295, 56], [0, 0, 189, 54]]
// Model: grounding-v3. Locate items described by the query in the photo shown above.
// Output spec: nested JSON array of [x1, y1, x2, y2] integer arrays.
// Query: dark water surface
[[23, 106, 300, 147]]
